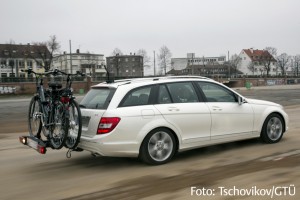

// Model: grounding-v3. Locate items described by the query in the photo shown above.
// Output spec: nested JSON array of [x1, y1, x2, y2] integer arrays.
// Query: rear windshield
[[80, 87, 115, 109]]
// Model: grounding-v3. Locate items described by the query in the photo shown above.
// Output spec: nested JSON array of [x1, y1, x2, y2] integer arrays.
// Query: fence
[[1, 76, 300, 95], [0, 76, 93, 95]]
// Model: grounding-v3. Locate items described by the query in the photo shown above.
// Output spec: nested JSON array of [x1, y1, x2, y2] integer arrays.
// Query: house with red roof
[[238, 48, 277, 76]]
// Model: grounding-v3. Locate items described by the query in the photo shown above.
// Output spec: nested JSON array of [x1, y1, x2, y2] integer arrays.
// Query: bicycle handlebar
[[21, 68, 54, 76], [21, 68, 85, 77], [55, 69, 85, 77]]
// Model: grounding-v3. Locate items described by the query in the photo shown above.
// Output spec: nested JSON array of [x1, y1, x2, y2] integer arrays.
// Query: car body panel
[[207, 102, 254, 139], [154, 102, 211, 143]]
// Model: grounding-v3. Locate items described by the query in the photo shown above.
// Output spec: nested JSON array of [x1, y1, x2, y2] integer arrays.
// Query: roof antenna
[[103, 64, 114, 83], [106, 72, 114, 83]]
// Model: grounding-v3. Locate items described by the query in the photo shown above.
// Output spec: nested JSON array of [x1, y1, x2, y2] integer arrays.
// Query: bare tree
[[276, 53, 290, 76], [259, 67, 265, 76], [109, 49, 122, 77], [247, 61, 256, 75], [111, 48, 123, 56], [7, 39, 15, 44], [291, 55, 300, 76], [157, 45, 172, 75], [136, 49, 151, 68], [230, 54, 242, 77], [31, 35, 61, 71], [4, 40, 16, 76], [261, 47, 277, 77]]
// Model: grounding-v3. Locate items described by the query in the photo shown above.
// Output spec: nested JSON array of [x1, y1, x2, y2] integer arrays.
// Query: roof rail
[[99, 75, 211, 85], [164, 75, 210, 80]]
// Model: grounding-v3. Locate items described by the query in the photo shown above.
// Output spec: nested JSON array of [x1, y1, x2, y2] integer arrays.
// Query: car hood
[[246, 98, 282, 107]]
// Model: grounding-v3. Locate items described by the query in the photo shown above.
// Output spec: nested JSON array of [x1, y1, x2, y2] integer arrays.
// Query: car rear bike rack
[[19, 135, 49, 154], [19, 135, 84, 157]]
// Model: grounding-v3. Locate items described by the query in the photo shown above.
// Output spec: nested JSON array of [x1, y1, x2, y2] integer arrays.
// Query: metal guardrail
[[0, 77, 36, 83], [0, 76, 86, 83]]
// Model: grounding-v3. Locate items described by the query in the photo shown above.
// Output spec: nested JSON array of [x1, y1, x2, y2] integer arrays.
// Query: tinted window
[[197, 82, 237, 102], [158, 85, 172, 104], [166, 82, 198, 103], [80, 88, 115, 109], [120, 86, 152, 107]]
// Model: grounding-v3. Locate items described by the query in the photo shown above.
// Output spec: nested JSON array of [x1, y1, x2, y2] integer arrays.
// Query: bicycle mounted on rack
[[53, 69, 85, 150], [19, 68, 85, 154]]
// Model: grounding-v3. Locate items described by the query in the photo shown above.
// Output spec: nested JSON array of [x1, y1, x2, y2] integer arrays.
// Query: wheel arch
[[260, 111, 286, 136], [138, 126, 180, 155]]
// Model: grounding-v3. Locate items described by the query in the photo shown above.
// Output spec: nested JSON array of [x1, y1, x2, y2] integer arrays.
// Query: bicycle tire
[[49, 101, 69, 149], [28, 96, 42, 138], [64, 100, 82, 149]]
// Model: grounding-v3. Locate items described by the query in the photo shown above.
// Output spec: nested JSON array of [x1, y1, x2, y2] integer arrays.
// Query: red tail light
[[38, 146, 46, 154], [97, 117, 121, 134], [60, 96, 70, 103]]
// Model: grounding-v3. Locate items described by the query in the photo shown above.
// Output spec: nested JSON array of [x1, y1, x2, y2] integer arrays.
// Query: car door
[[154, 82, 211, 144], [197, 81, 254, 140], [115, 85, 164, 142]]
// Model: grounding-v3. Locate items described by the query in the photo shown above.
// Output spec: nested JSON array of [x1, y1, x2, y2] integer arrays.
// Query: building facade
[[238, 48, 277, 76], [52, 49, 106, 78], [0, 44, 49, 78], [106, 54, 143, 77], [171, 53, 227, 73], [167, 64, 242, 77]]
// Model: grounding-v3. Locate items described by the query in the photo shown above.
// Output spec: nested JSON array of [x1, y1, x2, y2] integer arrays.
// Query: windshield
[[80, 87, 115, 109]]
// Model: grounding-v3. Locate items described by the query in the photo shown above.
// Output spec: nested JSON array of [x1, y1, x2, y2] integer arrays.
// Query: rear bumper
[[77, 136, 140, 158]]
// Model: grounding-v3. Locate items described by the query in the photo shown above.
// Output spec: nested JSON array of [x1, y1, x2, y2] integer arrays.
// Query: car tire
[[140, 128, 177, 165], [260, 113, 284, 144]]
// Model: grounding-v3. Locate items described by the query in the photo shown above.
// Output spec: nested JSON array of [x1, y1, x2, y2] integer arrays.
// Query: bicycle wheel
[[49, 101, 69, 149], [28, 96, 42, 138], [64, 100, 82, 149]]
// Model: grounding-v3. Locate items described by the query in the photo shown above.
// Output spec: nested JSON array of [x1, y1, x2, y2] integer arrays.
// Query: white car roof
[[92, 76, 214, 88]]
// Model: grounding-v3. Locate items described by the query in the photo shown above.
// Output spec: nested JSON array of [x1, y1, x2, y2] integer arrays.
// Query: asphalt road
[[0, 85, 300, 200]]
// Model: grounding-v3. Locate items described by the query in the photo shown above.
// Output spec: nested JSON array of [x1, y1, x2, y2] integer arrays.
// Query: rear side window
[[80, 88, 115, 109], [158, 85, 172, 104], [120, 86, 152, 107]]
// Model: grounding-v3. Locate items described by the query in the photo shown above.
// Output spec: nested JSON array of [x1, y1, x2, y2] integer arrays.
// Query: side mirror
[[238, 96, 246, 105]]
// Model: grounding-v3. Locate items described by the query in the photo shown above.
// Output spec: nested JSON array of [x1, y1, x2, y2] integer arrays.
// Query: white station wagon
[[77, 76, 288, 165]]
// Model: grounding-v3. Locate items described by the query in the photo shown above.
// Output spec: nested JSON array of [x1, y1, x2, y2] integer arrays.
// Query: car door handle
[[212, 106, 222, 111], [168, 107, 180, 111]]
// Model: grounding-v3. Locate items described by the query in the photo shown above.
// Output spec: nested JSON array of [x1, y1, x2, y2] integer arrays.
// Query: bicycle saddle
[[48, 82, 62, 89]]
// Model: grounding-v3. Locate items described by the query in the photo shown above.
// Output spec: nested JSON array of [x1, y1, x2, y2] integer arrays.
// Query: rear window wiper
[[79, 104, 86, 108]]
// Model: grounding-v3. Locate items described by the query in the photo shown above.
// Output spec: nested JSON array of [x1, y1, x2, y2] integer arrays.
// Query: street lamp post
[[153, 51, 156, 76], [297, 61, 299, 77]]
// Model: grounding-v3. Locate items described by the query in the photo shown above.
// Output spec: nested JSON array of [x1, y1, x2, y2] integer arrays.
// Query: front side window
[[197, 82, 237, 102], [120, 86, 152, 107], [166, 82, 198, 103]]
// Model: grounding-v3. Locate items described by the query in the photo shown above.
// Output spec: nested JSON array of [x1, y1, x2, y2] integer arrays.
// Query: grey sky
[[1, 0, 299, 58]]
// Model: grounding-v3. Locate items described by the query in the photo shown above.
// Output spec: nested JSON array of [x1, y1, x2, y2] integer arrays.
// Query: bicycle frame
[[32, 72, 52, 130], [27, 69, 64, 134]]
